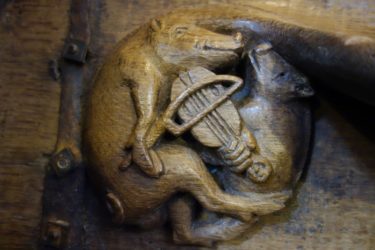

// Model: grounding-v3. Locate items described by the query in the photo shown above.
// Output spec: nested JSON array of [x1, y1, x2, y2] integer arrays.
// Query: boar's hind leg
[[169, 196, 255, 247], [158, 144, 285, 222]]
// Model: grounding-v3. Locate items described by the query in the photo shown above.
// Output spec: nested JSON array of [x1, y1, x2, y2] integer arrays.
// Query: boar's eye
[[174, 27, 188, 37], [273, 71, 288, 82], [277, 72, 286, 78]]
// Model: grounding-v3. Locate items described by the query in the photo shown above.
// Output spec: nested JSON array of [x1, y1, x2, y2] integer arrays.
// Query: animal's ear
[[150, 19, 163, 32], [248, 50, 260, 73]]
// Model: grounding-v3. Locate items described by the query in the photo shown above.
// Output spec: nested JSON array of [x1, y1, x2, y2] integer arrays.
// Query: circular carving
[[84, 9, 314, 246]]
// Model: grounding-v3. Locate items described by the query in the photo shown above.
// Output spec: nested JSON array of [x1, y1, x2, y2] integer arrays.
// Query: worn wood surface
[[0, 1, 70, 249], [0, 0, 374, 249]]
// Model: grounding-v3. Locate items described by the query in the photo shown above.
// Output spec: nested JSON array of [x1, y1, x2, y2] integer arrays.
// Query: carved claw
[[132, 142, 164, 178], [118, 151, 132, 171], [149, 149, 164, 176], [241, 126, 257, 150]]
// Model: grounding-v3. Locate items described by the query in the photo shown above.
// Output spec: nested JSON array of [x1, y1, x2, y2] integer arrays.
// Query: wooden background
[[0, 0, 374, 249]]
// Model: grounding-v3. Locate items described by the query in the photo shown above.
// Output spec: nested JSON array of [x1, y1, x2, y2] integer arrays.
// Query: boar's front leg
[[130, 74, 165, 178]]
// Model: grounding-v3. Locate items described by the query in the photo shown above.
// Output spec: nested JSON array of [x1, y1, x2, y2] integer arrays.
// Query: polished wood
[[84, 16, 295, 243], [0, 0, 374, 249]]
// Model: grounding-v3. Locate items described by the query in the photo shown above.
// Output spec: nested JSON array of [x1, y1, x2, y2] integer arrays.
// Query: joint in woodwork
[[63, 39, 88, 64], [42, 218, 70, 249], [50, 148, 76, 177]]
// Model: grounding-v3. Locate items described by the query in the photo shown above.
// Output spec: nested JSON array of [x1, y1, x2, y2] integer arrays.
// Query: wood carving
[[84, 8, 314, 246]]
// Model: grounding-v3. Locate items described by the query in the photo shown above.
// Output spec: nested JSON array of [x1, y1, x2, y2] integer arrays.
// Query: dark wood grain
[[0, 1, 70, 249]]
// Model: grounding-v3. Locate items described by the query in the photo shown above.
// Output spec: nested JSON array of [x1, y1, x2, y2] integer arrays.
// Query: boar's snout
[[202, 32, 243, 53], [294, 83, 315, 97]]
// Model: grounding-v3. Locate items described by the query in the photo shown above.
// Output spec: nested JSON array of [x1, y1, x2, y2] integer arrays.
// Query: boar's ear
[[150, 19, 163, 32]]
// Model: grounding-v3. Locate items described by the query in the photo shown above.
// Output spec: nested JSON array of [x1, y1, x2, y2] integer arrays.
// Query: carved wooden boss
[[83, 7, 314, 247]]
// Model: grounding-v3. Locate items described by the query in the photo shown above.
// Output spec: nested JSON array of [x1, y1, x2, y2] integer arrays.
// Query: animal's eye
[[273, 71, 288, 81], [174, 27, 188, 36]]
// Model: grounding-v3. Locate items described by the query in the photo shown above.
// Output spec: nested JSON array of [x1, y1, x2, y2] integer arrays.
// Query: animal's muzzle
[[198, 32, 244, 52]]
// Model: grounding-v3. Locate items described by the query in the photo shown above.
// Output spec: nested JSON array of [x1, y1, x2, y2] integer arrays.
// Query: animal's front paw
[[132, 142, 164, 178]]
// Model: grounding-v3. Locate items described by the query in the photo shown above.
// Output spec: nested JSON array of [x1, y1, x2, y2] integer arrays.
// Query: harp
[[164, 67, 272, 183], [164, 67, 244, 148]]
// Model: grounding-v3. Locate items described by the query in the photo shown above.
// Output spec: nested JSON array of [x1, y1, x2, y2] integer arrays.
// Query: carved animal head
[[149, 19, 243, 70], [248, 42, 314, 100]]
